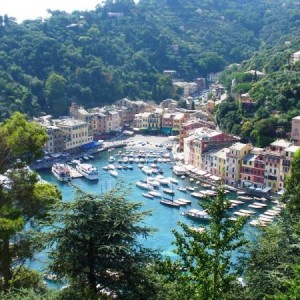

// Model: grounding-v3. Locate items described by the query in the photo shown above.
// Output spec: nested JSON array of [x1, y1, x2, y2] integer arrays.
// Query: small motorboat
[[143, 193, 154, 199], [109, 170, 119, 178], [163, 188, 175, 195], [186, 185, 195, 191], [148, 191, 162, 198]]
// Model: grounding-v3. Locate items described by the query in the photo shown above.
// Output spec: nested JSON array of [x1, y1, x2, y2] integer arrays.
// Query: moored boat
[[190, 192, 204, 199], [176, 198, 192, 205], [186, 185, 195, 191], [183, 209, 209, 221], [163, 188, 175, 195], [136, 181, 153, 190], [108, 156, 115, 163], [148, 191, 162, 198], [51, 163, 72, 182], [160, 199, 180, 208], [109, 170, 119, 177], [173, 165, 186, 176], [142, 193, 154, 199], [173, 199, 188, 206], [238, 195, 253, 201], [76, 163, 99, 180], [167, 177, 179, 184]]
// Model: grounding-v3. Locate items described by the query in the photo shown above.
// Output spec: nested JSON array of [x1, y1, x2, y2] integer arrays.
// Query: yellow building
[[133, 112, 151, 129], [56, 118, 93, 151], [172, 113, 185, 131], [91, 111, 108, 134], [225, 142, 252, 187]]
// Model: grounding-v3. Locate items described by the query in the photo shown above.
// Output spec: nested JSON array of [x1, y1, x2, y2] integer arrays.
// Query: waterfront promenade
[[31, 135, 173, 170]]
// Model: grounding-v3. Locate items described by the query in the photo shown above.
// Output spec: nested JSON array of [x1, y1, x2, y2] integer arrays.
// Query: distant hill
[[0, 0, 300, 119]]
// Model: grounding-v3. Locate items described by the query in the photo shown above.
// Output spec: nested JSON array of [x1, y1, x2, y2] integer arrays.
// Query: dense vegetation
[[216, 43, 300, 147], [1, 0, 300, 120]]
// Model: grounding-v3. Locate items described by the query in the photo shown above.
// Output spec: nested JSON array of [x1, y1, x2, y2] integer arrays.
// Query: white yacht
[[51, 163, 71, 182], [76, 163, 98, 180], [109, 170, 119, 178], [108, 156, 115, 163], [136, 181, 153, 190]]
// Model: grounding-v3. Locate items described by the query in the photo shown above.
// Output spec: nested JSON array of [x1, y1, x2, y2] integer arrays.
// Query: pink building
[[179, 119, 216, 152]]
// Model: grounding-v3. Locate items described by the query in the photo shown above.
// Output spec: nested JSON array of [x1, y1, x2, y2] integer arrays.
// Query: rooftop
[[207, 147, 230, 160], [229, 142, 250, 151], [194, 127, 222, 139], [56, 118, 86, 127], [285, 145, 300, 153], [242, 153, 255, 162], [270, 139, 292, 149]]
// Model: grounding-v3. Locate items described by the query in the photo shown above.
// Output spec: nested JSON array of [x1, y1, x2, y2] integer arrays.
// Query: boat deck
[[68, 167, 83, 178]]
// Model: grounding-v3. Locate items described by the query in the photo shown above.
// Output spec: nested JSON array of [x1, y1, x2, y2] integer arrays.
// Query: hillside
[[0, 0, 300, 119]]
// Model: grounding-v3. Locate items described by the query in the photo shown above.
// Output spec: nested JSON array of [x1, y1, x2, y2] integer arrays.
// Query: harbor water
[[32, 146, 262, 277]]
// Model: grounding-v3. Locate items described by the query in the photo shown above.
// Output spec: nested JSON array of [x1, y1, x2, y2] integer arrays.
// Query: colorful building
[[55, 118, 93, 152], [291, 116, 300, 146], [240, 152, 265, 189], [203, 147, 230, 178], [225, 142, 252, 187], [183, 127, 239, 168], [279, 145, 300, 190], [179, 119, 216, 152]]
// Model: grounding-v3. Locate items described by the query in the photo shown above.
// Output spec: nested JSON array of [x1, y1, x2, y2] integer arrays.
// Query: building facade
[[225, 143, 252, 187]]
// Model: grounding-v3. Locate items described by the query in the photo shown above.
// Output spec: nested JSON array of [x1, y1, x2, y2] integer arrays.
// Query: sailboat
[[160, 179, 180, 208]]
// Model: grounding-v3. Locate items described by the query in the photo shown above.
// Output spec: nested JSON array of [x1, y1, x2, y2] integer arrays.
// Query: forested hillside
[[0, 0, 300, 119], [216, 37, 300, 147]]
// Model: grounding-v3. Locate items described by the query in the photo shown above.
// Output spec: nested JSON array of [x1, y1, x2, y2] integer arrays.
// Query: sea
[[31, 146, 261, 285]]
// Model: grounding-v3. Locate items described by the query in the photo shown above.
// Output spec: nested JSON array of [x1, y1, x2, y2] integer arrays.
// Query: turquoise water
[[31, 147, 259, 276]]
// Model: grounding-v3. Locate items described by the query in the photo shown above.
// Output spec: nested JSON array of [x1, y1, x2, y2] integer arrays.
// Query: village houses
[[34, 97, 300, 193]]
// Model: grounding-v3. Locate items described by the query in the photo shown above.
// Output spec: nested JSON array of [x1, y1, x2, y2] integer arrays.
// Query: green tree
[[44, 73, 68, 116], [160, 186, 247, 300], [282, 149, 300, 215], [48, 185, 163, 299], [243, 213, 300, 299], [0, 112, 48, 172], [0, 113, 61, 290]]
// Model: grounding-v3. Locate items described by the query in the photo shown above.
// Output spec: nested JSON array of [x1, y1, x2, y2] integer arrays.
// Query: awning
[[196, 170, 207, 176], [205, 173, 212, 178], [210, 175, 221, 181], [161, 127, 172, 134], [185, 164, 194, 171], [82, 141, 101, 150]]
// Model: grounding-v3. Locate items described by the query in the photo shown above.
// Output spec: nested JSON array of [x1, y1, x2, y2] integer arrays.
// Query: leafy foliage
[[48, 185, 164, 299], [0, 113, 61, 290], [159, 186, 247, 300], [243, 213, 300, 299], [0, 0, 300, 120], [282, 149, 300, 215]]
